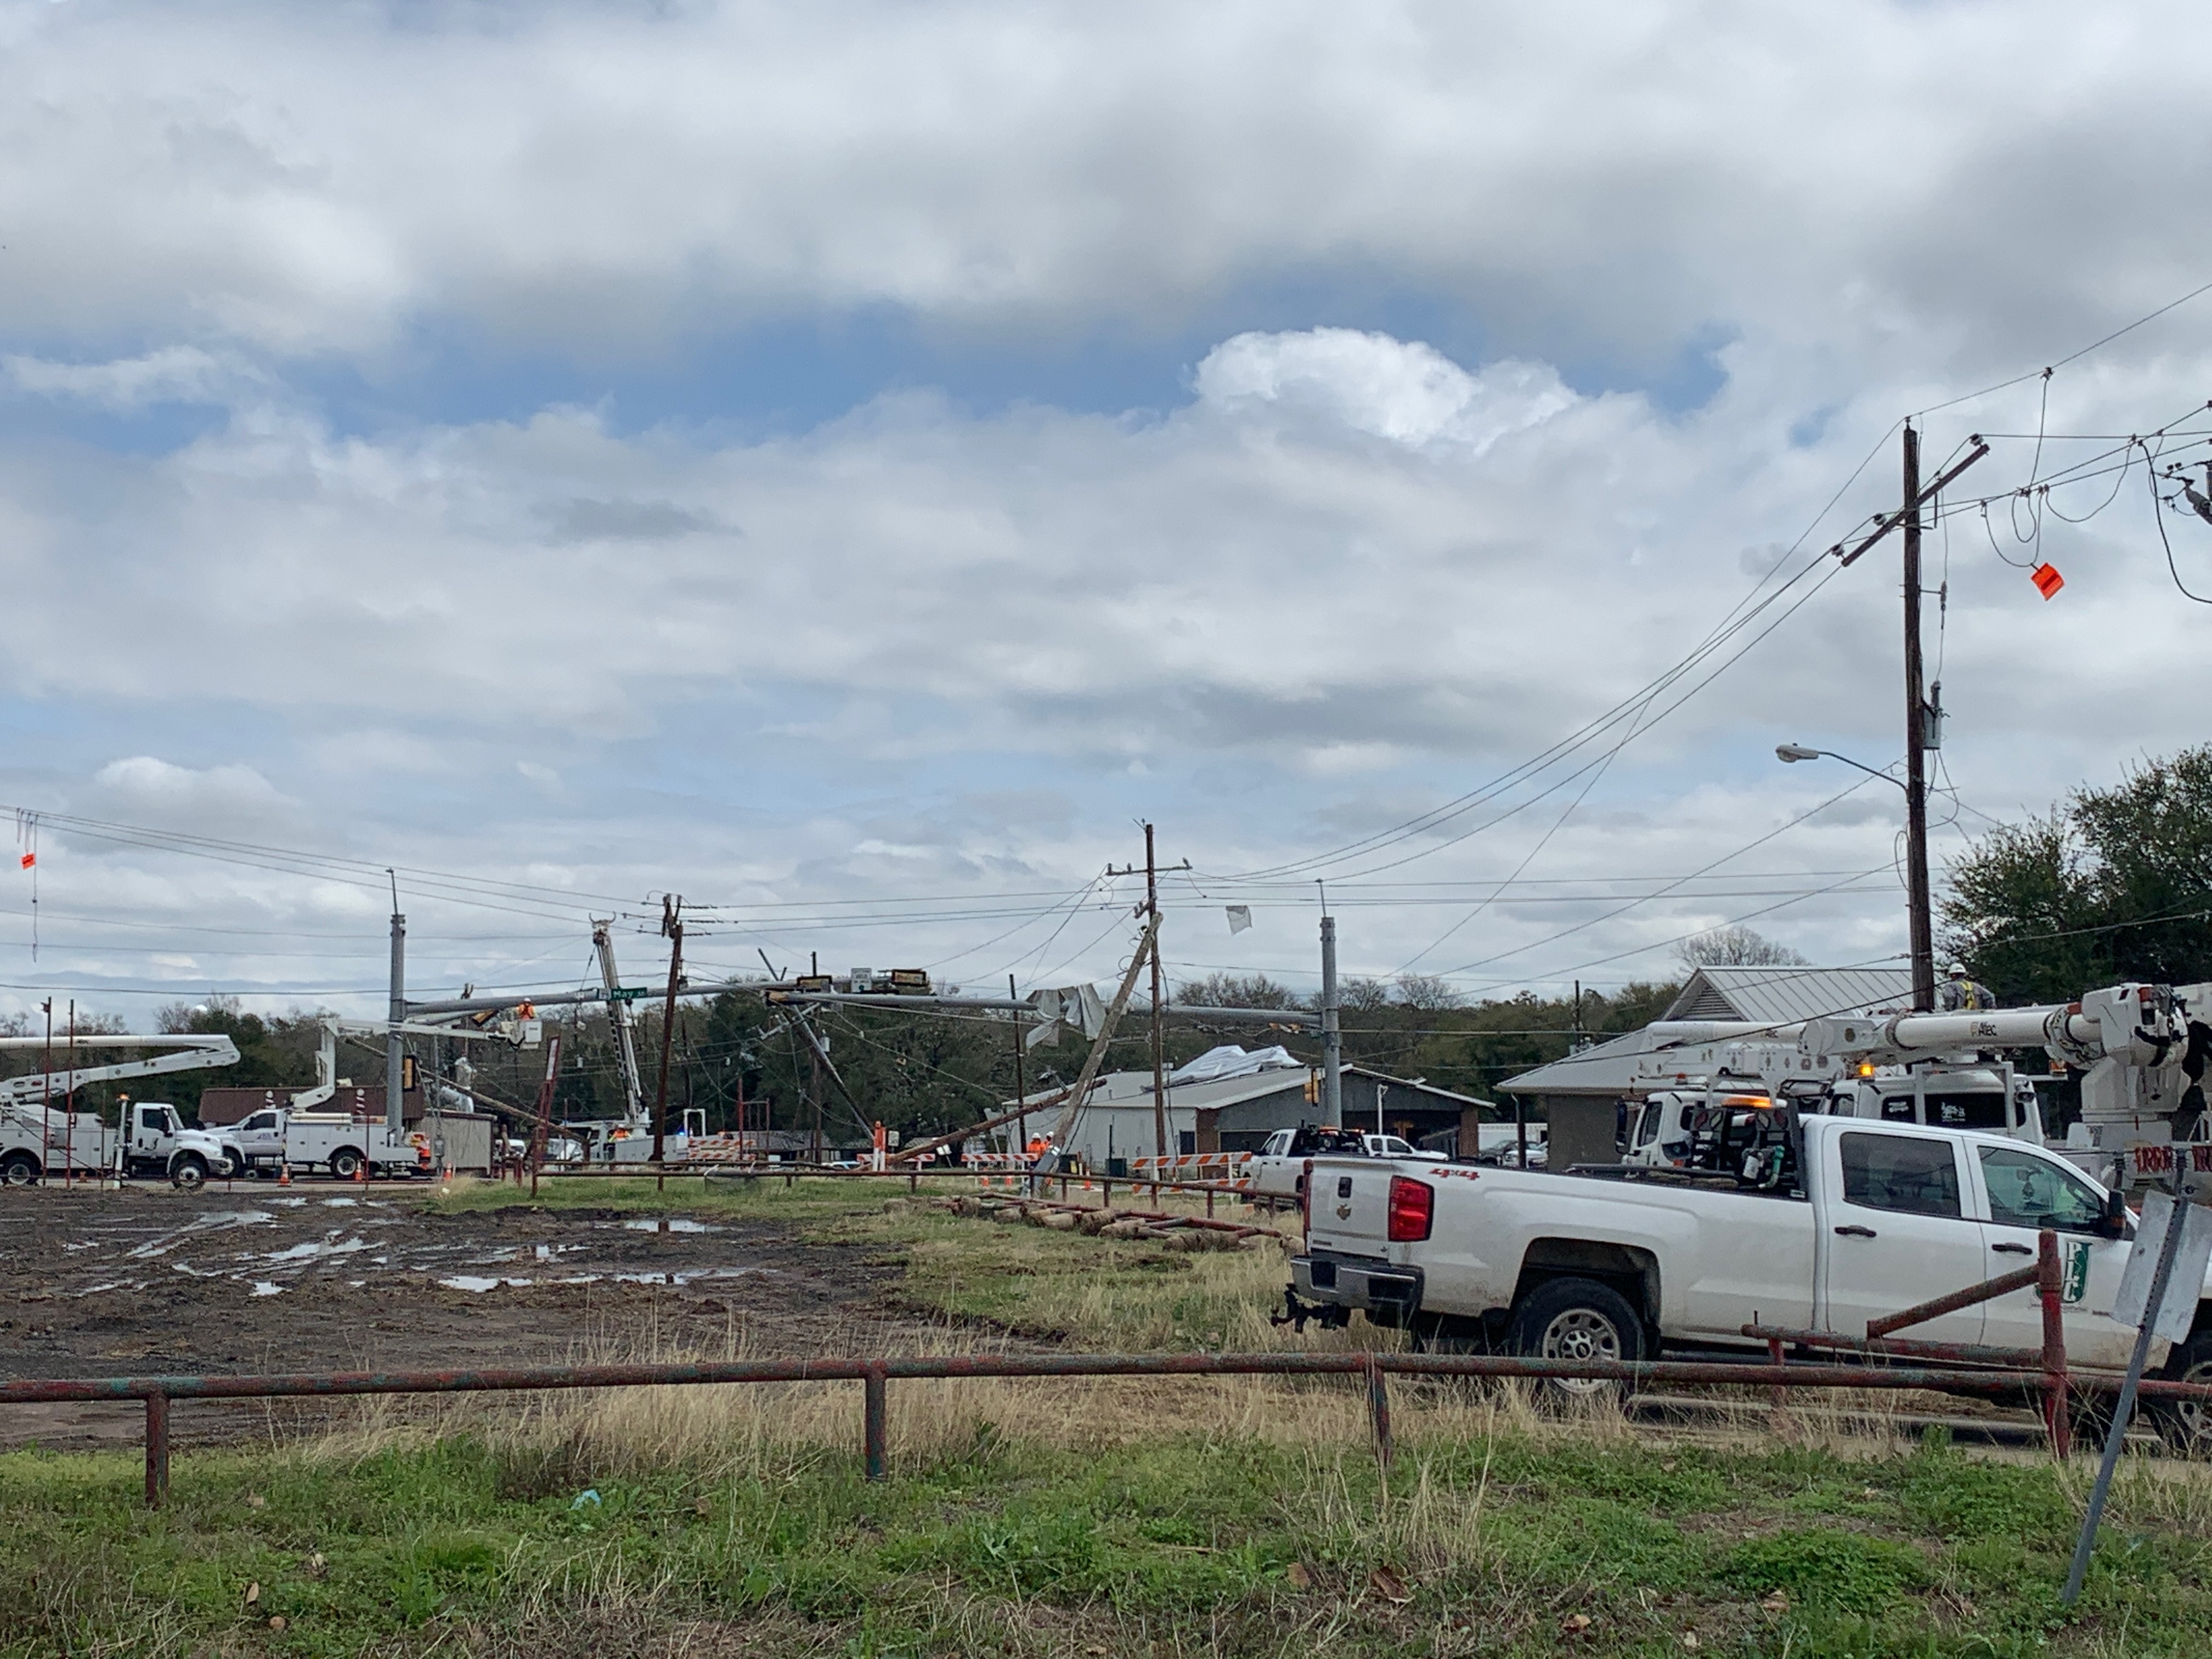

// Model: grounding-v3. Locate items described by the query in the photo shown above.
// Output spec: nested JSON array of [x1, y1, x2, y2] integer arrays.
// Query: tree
[[1942, 745, 2212, 1001], [1675, 926, 1808, 970], [149, 995, 323, 1117], [1171, 973, 1299, 1009], [1393, 973, 1465, 1012]]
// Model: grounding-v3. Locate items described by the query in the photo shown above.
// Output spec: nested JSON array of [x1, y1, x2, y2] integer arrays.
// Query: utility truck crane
[[0, 1034, 241, 1187]]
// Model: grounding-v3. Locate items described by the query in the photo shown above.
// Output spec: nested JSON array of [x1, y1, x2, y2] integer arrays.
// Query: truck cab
[[121, 1102, 236, 1187]]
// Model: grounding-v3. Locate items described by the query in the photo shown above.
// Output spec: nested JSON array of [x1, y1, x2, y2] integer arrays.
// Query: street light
[[1774, 744, 1905, 789], [1775, 741, 1931, 1005]]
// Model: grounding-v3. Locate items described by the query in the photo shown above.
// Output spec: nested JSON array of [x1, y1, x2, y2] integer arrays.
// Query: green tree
[[1942, 745, 2212, 1001], [149, 996, 324, 1119]]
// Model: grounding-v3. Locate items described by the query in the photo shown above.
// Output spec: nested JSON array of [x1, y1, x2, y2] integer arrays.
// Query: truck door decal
[[2063, 1241, 2091, 1306]]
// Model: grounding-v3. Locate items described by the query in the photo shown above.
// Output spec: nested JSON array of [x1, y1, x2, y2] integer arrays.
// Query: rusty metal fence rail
[[12, 1347, 2212, 1510]]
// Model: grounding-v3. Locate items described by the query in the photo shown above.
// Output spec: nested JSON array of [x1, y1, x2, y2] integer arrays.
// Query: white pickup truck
[[1251, 1127, 1441, 1201], [1288, 1114, 2212, 1441]]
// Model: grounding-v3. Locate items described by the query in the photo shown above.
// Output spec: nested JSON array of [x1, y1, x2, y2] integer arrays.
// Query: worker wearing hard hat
[[1939, 962, 1995, 1012]]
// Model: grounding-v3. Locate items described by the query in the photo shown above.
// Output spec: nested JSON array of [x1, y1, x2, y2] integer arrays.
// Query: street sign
[[2115, 1191, 2212, 1340], [605, 987, 653, 1003]]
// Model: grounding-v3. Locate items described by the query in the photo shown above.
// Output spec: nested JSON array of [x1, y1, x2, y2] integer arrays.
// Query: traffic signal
[[1303, 1070, 1319, 1106], [401, 1056, 419, 1092]]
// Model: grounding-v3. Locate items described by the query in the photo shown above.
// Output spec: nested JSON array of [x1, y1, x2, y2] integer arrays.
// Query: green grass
[[6, 1424, 2212, 1657], [424, 1174, 1331, 1353]]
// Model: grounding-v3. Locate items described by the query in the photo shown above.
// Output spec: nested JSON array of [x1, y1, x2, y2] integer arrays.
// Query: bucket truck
[[0, 1035, 241, 1187]]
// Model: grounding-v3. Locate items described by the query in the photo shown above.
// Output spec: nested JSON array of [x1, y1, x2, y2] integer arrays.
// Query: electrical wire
[[2147, 435, 2212, 605]]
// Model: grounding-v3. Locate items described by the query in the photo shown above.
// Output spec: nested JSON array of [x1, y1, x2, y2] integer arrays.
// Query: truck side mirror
[[2097, 1188, 2129, 1240]]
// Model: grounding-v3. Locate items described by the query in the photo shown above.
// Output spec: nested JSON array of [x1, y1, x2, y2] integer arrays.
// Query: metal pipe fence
[[12, 1346, 2212, 1510]]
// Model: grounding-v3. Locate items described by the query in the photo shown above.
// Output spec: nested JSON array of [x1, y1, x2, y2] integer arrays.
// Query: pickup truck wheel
[[171, 1155, 208, 1192], [2149, 1330, 2212, 1454], [1509, 1277, 1644, 1404], [1, 1150, 40, 1187]]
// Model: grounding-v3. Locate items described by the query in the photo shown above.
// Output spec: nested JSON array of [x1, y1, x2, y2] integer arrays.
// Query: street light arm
[[1778, 743, 1905, 791]]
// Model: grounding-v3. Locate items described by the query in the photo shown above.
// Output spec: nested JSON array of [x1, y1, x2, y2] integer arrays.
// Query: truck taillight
[[1386, 1176, 1434, 1242]]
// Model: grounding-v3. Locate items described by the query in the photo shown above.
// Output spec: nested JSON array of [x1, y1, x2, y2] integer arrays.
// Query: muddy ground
[[1, 1183, 928, 1450]]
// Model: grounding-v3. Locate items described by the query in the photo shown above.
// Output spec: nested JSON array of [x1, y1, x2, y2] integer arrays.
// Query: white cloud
[[0, 1, 2194, 377], [93, 755, 290, 813], [3, 4, 2211, 1020], [4, 346, 257, 409], [1194, 330, 1574, 450]]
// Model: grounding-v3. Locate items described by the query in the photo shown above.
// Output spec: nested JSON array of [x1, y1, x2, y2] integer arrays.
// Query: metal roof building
[[1659, 965, 1915, 1025]]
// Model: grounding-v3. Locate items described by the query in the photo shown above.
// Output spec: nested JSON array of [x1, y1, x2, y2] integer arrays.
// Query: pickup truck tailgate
[[1307, 1162, 1395, 1253]]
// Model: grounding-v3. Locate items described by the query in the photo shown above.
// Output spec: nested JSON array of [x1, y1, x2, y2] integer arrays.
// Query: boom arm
[[0, 1035, 241, 1105]]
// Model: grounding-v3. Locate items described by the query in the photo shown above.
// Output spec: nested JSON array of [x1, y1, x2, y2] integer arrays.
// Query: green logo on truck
[[2063, 1242, 2091, 1305]]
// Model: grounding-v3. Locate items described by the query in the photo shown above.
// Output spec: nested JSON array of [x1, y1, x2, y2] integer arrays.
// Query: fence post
[[2038, 1229, 2071, 1459], [144, 1391, 170, 1508], [1365, 1356, 1393, 1475], [863, 1362, 888, 1481]]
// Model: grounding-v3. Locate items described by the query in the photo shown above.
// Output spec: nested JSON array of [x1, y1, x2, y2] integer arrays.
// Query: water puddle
[[261, 1235, 371, 1265], [617, 1217, 720, 1233], [250, 1281, 284, 1297], [125, 1211, 278, 1260]]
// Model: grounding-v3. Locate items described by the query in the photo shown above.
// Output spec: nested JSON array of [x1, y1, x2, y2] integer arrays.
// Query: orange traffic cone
[[354, 1158, 367, 1186], [278, 1161, 291, 1187]]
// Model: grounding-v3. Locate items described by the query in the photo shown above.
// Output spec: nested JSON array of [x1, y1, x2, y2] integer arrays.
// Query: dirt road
[[1, 1184, 921, 1449]]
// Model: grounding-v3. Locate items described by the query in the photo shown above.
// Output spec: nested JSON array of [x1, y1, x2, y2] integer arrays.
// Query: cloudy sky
[[2, 0, 2209, 1025]]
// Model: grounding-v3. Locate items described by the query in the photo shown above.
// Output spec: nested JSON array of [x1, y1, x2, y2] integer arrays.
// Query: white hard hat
[[1945, 962, 1967, 977]]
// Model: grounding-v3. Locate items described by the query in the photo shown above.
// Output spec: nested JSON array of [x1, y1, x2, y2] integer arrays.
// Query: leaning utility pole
[[387, 881, 407, 1135], [1834, 425, 1989, 1014], [652, 895, 683, 1174]]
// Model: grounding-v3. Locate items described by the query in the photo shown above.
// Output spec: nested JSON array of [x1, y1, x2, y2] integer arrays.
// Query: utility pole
[[65, 999, 76, 1188], [387, 883, 406, 1136], [1107, 827, 1189, 1161], [808, 1042, 824, 1164], [1146, 824, 1167, 1160], [1320, 913, 1342, 1126], [1010, 972, 1026, 1156], [652, 896, 683, 1181], [1901, 424, 1936, 1012], [1833, 428, 1987, 1014], [40, 999, 50, 1189]]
